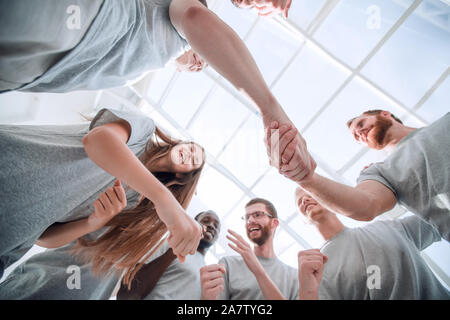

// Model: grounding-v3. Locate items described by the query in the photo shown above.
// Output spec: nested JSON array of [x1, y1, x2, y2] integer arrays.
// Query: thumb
[[114, 179, 121, 187]]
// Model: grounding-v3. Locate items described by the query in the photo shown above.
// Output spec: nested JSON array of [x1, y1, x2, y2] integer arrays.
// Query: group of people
[[0, 0, 448, 300]]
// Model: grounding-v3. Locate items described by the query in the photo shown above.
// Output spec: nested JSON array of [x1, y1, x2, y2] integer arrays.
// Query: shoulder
[[219, 255, 245, 268]]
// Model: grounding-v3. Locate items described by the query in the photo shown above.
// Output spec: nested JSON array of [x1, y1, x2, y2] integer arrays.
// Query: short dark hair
[[347, 109, 403, 128], [195, 210, 220, 223], [245, 198, 278, 219]]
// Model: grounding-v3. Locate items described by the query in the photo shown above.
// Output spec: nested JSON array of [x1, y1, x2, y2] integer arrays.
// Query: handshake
[[264, 121, 317, 184]]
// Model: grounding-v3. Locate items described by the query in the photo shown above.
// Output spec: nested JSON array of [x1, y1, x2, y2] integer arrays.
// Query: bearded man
[[199, 198, 299, 300], [269, 110, 450, 242]]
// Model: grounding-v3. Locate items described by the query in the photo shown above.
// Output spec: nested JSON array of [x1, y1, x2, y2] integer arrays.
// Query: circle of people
[[0, 0, 448, 300]]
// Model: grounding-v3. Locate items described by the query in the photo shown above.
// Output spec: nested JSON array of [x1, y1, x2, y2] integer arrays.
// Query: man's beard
[[369, 115, 393, 149], [198, 238, 213, 250], [247, 224, 271, 246]]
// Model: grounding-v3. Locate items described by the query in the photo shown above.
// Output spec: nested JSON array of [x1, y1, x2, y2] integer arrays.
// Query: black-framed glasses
[[241, 211, 273, 221]]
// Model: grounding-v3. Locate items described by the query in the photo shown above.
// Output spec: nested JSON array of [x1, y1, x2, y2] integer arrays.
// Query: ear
[[272, 218, 279, 229]]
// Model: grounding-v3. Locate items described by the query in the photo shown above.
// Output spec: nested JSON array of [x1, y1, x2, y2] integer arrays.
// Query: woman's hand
[[154, 194, 203, 262], [87, 180, 127, 232]]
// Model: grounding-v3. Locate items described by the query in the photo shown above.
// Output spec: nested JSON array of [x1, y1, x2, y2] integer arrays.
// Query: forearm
[[118, 249, 176, 300], [172, 5, 285, 123], [36, 218, 94, 248], [253, 267, 286, 300], [83, 128, 175, 222], [299, 173, 380, 221], [299, 284, 319, 300]]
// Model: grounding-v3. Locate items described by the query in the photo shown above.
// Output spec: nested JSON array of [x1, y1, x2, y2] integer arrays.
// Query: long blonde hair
[[72, 127, 205, 287]]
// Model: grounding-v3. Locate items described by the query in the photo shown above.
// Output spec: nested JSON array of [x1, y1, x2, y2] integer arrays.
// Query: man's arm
[[169, 0, 291, 127], [298, 173, 397, 221], [117, 248, 176, 300], [227, 230, 285, 300], [170, 0, 315, 181]]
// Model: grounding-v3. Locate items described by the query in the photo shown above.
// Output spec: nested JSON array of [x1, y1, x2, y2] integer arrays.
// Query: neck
[[383, 124, 416, 151], [253, 238, 276, 259], [197, 248, 206, 256], [314, 214, 345, 241]]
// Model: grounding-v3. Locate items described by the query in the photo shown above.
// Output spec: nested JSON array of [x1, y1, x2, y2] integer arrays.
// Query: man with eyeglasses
[[200, 198, 299, 300]]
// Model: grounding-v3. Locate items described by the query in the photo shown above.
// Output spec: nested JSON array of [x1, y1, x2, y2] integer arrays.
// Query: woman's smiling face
[[169, 142, 205, 173]]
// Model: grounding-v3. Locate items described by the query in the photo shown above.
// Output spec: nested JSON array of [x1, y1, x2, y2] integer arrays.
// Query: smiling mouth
[[248, 227, 261, 234]]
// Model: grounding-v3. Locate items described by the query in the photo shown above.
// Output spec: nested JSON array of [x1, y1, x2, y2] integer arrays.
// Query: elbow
[[183, 5, 209, 23], [82, 127, 108, 152], [180, 5, 218, 36], [346, 197, 380, 222], [355, 197, 383, 221]]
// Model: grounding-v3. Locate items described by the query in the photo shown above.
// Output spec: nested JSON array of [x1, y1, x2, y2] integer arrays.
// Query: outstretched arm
[[299, 173, 397, 221], [169, 0, 315, 180], [117, 248, 177, 300], [83, 120, 202, 261], [169, 0, 289, 127], [264, 122, 397, 221]]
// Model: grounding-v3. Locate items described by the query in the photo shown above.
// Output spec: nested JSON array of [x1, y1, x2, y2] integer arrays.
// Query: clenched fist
[[200, 264, 226, 300], [298, 249, 328, 300]]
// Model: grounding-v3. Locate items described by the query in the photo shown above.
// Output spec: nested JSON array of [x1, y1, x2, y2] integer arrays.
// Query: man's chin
[[198, 239, 213, 250]]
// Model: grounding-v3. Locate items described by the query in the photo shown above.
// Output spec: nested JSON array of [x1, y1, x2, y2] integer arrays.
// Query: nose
[[302, 197, 310, 206]]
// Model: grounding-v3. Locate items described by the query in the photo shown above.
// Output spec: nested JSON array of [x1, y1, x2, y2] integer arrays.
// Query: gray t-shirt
[[217, 255, 299, 300], [13, 0, 190, 93], [357, 113, 450, 242], [0, 107, 155, 276], [319, 216, 450, 300], [0, 189, 140, 300], [143, 242, 205, 300], [0, 0, 104, 91]]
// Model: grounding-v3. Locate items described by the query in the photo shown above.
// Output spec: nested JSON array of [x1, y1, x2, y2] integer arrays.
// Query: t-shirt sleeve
[[217, 257, 230, 300], [89, 108, 155, 147], [395, 216, 442, 251], [356, 163, 398, 198]]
